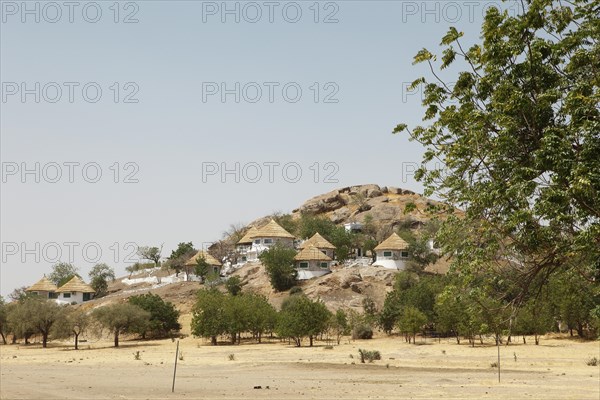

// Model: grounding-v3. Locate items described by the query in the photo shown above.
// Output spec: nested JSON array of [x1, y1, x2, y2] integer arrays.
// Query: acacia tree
[[0, 297, 8, 344], [166, 242, 196, 276], [89, 263, 116, 298], [259, 243, 298, 292], [191, 289, 227, 345], [49, 263, 80, 287], [277, 295, 332, 347], [92, 303, 150, 347], [17, 297, 66, 348], [54, 308, 90, 350], [137, 245, 163, 269], [128, 293, 181, 338], [394, 0, 600, 303]]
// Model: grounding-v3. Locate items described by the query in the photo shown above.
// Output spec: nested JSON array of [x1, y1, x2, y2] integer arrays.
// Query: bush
[[289, 286, 303, 295], [586, 357, 598, 366], [358, 349, 381, 363], [128, 293, 181, 338], [352, 324, 373, 340]]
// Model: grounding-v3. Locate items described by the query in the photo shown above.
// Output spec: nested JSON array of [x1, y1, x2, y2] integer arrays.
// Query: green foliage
[[0, 296, 7, 344], [89, 263, 115, 298], [194, 256, 210, 281], [259, 243, 298, 292], [49, 263, 80, 287], [289, 286, 303, 295], [128, 293, 181, 338], [225, 276, 243, 296], [53, 308, 90, 350], [137, 245, 163, 268], [125, 262, 154, 277], [358, 349, 381, 363], [166, 242, 196, 274], [191, 290, 276, 345], [396, 0, 600, 303], [397, 306, 427, 343], [191, 289, 227, 345], [329, 309, 350, 344], [380, 271, 444, 333], [277, 295, 332, 346], [7, 297, 66, 348], [352, 324, 373, 340], [92, 303, 150, 347]]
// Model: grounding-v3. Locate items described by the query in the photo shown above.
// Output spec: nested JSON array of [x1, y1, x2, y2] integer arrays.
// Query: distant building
[[343, 222, 363, 233], [25, 276, 58, 299], [294, 245, 332, 280], [242, 220, 295, 261], [372, 232, 410, 270], [299, 232, 336, 259], [55, 276, 95, 304], [185, 250, 223, 276], [236, 226, 260, 262]]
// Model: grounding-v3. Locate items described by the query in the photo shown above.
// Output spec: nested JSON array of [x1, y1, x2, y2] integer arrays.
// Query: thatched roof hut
[[26, 276, 58, 292], [185, 250, 222, 267], [374, 233, 409, 251], [300, 232, 336, 250], [55, 276, 95, 293], [294, 245, 332, 262]]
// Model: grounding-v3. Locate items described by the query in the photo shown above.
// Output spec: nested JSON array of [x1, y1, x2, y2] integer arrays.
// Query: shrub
[[358, 349, 381, 363], [228, 353, 235, 361], [133, 351, 141, 360], [490, 362, 499, 368], [352, 324, 373, 340], [324, 345, 334, 350], [289, 286, 303, 295], [586, 357, 598, 366]]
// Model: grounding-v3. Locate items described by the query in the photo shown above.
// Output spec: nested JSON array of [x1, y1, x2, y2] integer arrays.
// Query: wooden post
[[172, 340, 180, 393], [497, 336, 501, 383]]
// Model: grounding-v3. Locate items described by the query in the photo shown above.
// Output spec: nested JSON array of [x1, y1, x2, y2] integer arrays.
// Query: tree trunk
[[309, 335, 313, 347], [11, 334, 17, 344], [114, 331, 119, 347], [42, 331, 48, 348], [534, 334, 539, 345], [455, 333, 460, 344], [576, 323, 584, 338], [0, 332, 6, 345], [211, 336, 217, 345], [258, 333, 262, 344], [522, 336, 526, 344]]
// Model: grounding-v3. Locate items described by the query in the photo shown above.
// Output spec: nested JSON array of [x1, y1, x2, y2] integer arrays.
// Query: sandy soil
[[1, 335, 598, 400]]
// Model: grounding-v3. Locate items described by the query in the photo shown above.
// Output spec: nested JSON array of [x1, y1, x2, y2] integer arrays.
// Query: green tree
[[277, 295, 332, 347], [49, 263, 79, 287], [166, 242, 196, 275], [128, 293, 181, 338], [92, 303, 150, 347], [137, 245, 163, 269], [245, 293, 277, 343], [89, 263, 116, 298], [191, 289, 227, 345], [17, 297, 66, 348], [225, 276, 243, 296], [514, 298, 555, 345], [329, 309, 350, 345], [394, 0, 600, 302], [194, 256, 210, 282], [0, 296, 8, 344], [435, 286, 470, 344], [259, 243, 298, 292], [397, 306, 427, 344], [54, 308, 90, 350]]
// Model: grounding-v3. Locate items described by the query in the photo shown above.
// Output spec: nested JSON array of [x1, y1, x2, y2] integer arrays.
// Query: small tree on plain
[[89, 263, 116, 298], [93, 303, 150, 347]]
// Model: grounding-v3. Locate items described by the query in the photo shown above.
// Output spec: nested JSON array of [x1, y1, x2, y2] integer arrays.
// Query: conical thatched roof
[[56, 276, 95, 293], [253, 220, 295, 239], [374, 233, 409, 251], [185, 250, 222, 267], [294, 245, 332, 262], [237, 226, 260, 244], [26, 276, 58, 292], [300, 232, 336, 250]]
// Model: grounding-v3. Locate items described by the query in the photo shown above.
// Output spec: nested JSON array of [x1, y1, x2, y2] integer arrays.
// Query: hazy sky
[[0, 0, 522, 296]]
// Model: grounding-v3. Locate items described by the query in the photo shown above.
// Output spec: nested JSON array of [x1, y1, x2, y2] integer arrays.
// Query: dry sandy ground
[[1, 335, 598, 400]]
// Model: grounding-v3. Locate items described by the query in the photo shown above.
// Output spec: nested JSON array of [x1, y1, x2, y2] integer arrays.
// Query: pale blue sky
[[0, 0, 521, 295]]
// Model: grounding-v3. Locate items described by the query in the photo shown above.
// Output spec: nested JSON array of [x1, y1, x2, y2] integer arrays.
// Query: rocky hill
[[94, 184, 450, 333]]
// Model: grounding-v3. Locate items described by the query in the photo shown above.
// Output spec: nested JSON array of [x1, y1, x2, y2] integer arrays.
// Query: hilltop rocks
[[295, 190, 347, 214]]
